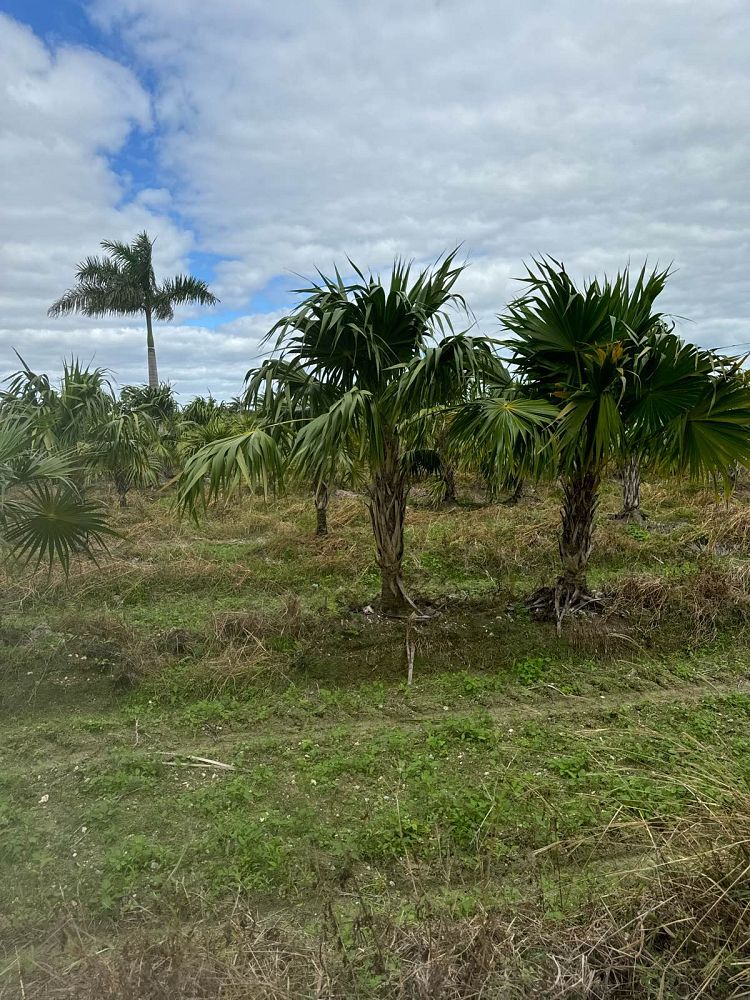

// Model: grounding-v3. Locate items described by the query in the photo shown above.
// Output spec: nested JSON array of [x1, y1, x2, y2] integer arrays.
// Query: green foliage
[[48, 232, 218, 323], [0, 417, 113, 571], [504, 257, 750, 480]]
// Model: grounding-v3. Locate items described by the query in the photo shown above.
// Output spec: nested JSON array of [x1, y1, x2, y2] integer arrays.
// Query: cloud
[[90, 0, 750, 344], [0, 13, 206, 390], [2, 1, 750, 400]]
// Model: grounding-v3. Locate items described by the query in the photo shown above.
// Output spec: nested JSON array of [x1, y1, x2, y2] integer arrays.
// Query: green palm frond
[[49, 233, 217, 385], [120, 383, 178, 422], [91, 408, 164, 488], [392, 333, 507, 411], [664, 377, 750, 480], [446, 394, 557, 478], [270, 250, 468, 394], [177, 427, 284, 517], [291, 387, 382, 478], [2, 484, 113, 572], [154, 275, 218, 319], [0, 417, 113, 573]]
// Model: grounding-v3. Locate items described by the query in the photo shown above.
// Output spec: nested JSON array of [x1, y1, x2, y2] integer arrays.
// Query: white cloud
[[0, 13, 207, 391], [2, 1, 750, 400], [90, 0, 750, 345]]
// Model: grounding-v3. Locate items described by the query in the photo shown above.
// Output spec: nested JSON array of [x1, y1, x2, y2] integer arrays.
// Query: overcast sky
[[1, 0, 748, 400]]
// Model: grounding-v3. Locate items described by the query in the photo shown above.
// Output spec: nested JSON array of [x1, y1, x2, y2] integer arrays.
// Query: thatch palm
[[2, 356, 111, 453], [90, 406, 165, 507], [179, 253, 517, 613], [48, 232, 218, 388], [0, 419, 112, 571], [244, 357, 347, 535], [502, 258, 750, 621]]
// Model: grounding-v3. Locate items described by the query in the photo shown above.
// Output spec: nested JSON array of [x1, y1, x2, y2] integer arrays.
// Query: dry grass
[[12, 799, 750, 1000], [701, 501, 750, 555], [608, 562, 750, 644], [213, 593, 304, 646]]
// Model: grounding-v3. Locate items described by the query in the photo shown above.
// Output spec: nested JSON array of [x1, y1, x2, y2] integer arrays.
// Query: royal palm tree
[[501, 258, 750, 623], [48, 232, 218, 388]]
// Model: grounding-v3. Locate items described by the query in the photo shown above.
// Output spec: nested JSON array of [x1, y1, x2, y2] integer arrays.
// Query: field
[[2, 478, 750, 998]]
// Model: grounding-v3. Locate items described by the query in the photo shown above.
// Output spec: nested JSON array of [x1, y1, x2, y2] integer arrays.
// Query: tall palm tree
[[502, 258, 750, 623], [48, 232, 218, 388]]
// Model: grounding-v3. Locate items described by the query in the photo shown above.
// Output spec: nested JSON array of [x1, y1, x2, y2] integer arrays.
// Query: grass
[[2, 477, 750, 997]]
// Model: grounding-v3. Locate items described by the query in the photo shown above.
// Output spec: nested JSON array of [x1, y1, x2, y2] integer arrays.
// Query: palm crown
[[501, 258, 750, 620], [48, 231, 218, 389]]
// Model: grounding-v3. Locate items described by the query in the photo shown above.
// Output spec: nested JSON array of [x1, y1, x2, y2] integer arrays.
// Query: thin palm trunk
[[614, 456, 643, 521], [314, 480, 329, 536], [367, 433, 413, 616], [145, 306, 158, 390], [441, 462, 457, 504], [557, 467, 600, 607], [113, 469, 129, 508], [502, 476, 524, 505]]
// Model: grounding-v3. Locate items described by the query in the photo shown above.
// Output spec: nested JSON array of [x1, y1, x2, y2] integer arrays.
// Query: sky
[[0, 0, 748, 401]]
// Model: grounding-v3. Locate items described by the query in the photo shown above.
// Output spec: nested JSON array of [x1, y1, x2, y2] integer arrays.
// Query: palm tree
[[244, 357, 348, 536], [0, 419, 112, 571], [48, 232, 218, 388], [179, 253, 534, 614], [502, 258, 750, 623], [89, 405, 165, 507], [1, 356, 111, 454], [120, 382, 178, 424]]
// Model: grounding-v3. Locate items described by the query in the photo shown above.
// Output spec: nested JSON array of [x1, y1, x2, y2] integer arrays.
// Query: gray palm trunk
[[441, 462, 457, 504], [558, 468, 600, 603], [616, 456, 643, 520], [367, 432, 413, 616], [145, 306, 158, 390], [314, 480, 329, 536], [113, 469, 129, 508], [503, 476, 524, 505]]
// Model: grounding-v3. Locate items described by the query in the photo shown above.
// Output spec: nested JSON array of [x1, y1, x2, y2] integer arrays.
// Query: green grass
[[2, 478, 750, 997]]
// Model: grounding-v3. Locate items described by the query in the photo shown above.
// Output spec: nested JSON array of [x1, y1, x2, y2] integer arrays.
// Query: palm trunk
[[145, 306, 158, 390], [502, 476, 524, 505], [614, 456, 644, 521], [441, 462, 457, 504], [367, 433, 413, 616], [558, 467, 600, 601], [314, 480, 329, 536], [114, 469, 129, 508]]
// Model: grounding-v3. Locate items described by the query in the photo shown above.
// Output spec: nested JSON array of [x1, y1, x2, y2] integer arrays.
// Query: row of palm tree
[[176, 253, 750, 620], [5, 241, 750, 625], [0, 356, 259, 570]]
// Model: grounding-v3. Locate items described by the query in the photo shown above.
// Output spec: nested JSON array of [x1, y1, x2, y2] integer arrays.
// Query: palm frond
[[291, 387, 382, 479], [177, 427, 284, 517], [2, 484, 113, 572]]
